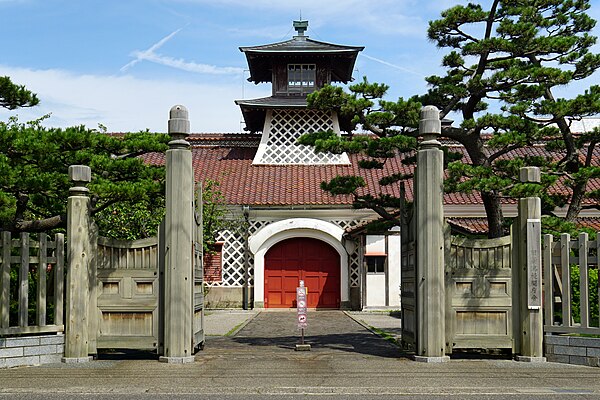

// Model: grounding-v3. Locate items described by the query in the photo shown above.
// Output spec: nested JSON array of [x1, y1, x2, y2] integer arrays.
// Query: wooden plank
[[544, 325, 600, 335], [18, 232, 29, 327], [579, 233, 589, 328], [96, 335, 157, 349], [54, 233, 64, 326], [1, 231, 11, 328], [543, 234, 554, 327], [526, 220, 542, 310], [0, 324, 64, 336], [37, 233, 48, 326], [96, 236, 158, 249], [560, 233, 571, 326]]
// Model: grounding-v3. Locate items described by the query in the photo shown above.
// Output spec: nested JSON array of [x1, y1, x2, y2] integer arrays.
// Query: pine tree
[[301, 0, 600, 238], [0, 76, 39, 109], [0, 117, 169, 234]]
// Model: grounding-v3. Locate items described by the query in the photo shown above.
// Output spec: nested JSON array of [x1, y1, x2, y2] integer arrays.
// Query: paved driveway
[[202, 310, 402, 358]]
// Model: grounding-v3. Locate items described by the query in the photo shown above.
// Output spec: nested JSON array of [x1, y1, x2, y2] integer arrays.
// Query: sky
[[0, 0, 599, 133]]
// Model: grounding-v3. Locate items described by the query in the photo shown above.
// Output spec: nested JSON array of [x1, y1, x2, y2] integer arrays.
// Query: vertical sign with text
[[297, 281, 308, 329]]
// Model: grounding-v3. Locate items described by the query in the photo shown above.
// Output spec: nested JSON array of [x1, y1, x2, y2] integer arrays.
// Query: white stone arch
[[249, 218, 349, 308]]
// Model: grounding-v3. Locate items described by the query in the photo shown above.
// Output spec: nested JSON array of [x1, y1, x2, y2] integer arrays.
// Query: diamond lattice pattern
[[256, 109, 346, 165], [208, 219, 363, 288]]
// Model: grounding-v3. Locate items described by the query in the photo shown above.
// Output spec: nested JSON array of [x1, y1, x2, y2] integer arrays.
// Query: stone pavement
[[203, 309, 260, 336], [1, 310, 600, 399]]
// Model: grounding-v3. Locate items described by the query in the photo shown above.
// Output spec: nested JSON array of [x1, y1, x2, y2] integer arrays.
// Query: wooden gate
[[400, 240, 416, 349], [90, 236, 162, 352], [444, 235, 513, 353], [192, 199, 205, 350]]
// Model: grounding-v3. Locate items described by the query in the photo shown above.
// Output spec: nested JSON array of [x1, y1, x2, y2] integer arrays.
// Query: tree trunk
[[482, 191, 505, 238], [565, 180, 587, 222]]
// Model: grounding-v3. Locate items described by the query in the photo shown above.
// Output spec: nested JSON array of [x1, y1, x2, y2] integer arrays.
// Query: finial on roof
[[293, 20, 308, 37]]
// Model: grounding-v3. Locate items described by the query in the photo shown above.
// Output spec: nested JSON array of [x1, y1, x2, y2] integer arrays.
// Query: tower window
[[288, 64, 316, 92]]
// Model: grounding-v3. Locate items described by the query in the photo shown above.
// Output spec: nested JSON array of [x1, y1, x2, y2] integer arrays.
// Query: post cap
[[519, 167, 541, 183], [68, 165, 91, 183], [168, 105, 190, 137], [419, 105, 441, 136]]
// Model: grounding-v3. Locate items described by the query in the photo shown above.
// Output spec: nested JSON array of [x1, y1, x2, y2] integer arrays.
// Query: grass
[[225, 321, 246, 337], [369, 326, 401, 346]]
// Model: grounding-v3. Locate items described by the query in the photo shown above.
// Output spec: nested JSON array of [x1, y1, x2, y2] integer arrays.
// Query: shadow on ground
[[227, 333, 409, 358], [96, 349, 159, 361]]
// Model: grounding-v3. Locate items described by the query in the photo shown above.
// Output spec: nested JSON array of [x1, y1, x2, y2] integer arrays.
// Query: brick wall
[[0, 334, 64, 368], [545, 334, 600, 368]]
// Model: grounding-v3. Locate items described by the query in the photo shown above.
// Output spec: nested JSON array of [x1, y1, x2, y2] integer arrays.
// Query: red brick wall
[[203, 243, 223, 283]]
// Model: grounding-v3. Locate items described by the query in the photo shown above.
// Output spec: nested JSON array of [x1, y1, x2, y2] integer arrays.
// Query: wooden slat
[[1, 231, 11, 328], [18, 232, 29, 327], [579, 232, 589, 328], [560, 233, 571, 326], [544, 325, 600, 335], [54, 233, 64, 326], [0, 324, 64, 336], [37, 233, 48, 326], [543, 234, 554, 326]]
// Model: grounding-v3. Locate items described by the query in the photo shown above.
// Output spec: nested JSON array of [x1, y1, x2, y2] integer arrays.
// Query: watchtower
[[235, 20, 363, 165]]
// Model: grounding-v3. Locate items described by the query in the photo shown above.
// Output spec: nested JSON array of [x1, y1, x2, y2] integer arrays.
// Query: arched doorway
[[264, 237, 340, 308]]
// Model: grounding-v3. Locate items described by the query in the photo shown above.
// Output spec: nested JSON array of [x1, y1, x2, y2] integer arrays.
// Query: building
[[146, 21, 600, 310]]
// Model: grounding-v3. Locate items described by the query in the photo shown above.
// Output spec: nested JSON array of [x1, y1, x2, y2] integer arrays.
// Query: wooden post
[[63, 165, 93, 363], [54, 233, 65, 327], [542, 234, 554, 328], [578, 232, 589, 328], [0, 232, 11, 329], [159, 105, 195, 364], [414, 106, 448, 362], [514, 166, 545, 362]]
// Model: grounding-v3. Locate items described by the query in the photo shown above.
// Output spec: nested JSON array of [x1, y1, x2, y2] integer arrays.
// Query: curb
[[343, 311, 402, 347], [227, 310, 262, 337]]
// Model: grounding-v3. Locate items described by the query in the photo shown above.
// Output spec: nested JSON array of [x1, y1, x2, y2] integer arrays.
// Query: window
[[366, 255, 386, 274], [288, 64, 316, 92], [203, 242, 223, 283]]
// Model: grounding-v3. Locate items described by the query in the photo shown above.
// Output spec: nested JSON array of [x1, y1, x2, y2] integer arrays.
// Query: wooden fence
[[543, 232, 600, 335], [0, 232, 65, 335]]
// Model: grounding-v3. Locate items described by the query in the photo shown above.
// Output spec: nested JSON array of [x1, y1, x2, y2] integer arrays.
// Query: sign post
[[295, 280, 310, 351]]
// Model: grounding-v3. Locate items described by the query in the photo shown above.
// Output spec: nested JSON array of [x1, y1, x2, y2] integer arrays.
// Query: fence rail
[[543, 232, 600, 335], [0, 231, 65, 336]]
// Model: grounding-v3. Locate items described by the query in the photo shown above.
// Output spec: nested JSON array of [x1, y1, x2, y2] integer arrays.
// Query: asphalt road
[[1, 311, 599, 399]]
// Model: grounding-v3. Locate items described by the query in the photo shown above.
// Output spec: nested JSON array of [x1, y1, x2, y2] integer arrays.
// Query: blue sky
[[0, 0, 599, 133]]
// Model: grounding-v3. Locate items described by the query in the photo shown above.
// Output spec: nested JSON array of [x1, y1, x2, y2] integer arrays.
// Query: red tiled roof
[[142, 135, 600, 208]]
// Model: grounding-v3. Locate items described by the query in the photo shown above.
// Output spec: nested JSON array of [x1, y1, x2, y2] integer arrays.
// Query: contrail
[[120, 27, 184, 72], [360, 53, 426, 78], [120, 25, 243, 75]]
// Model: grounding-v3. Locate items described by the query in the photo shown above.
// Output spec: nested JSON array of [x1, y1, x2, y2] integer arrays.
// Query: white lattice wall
[[253, 109, 349, 165], [208, 218, 362, 288]]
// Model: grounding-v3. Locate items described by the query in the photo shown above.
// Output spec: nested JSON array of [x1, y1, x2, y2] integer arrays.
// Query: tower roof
[[240, 21, 363, 84]]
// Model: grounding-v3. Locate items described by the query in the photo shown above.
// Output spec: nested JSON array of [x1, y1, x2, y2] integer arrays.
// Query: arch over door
[[264, 237, 340, 308]]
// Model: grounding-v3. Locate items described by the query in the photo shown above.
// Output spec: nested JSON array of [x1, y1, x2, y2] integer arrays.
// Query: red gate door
[[264, 238, 340, 308]]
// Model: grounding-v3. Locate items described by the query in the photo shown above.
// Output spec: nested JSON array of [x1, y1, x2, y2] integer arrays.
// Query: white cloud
[[0, 65, 269, 133]]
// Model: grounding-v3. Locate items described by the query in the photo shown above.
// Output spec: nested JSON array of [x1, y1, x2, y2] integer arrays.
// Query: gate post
[[513, 167, 545, 362], [414, 106, 448, 362], [160, 105, 195, 364], [62, 165, 93, 363]]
